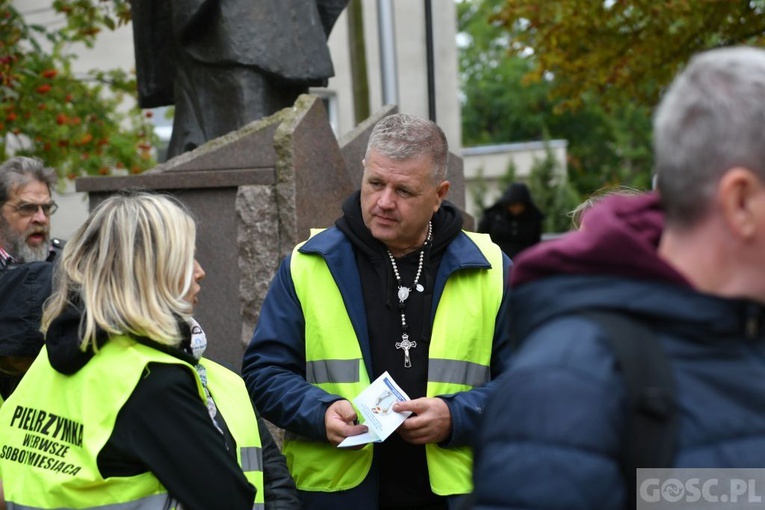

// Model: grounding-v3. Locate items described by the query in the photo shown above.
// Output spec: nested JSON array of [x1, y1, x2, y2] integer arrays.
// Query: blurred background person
[[478, 182, 544, 258]]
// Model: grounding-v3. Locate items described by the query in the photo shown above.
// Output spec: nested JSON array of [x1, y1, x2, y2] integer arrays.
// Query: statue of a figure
[[131, 0, 349, 159]]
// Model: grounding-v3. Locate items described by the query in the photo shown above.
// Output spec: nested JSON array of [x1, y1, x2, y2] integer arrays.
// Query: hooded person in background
[[478, 182, 544, 258]]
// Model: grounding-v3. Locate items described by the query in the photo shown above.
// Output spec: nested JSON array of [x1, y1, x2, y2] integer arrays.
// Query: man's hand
[[393, 397, 452, 444], [324, 400, 368, 447]]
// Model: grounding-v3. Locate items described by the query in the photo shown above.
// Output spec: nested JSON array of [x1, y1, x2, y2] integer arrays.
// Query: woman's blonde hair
[[42, 191, 197, 350], [568, 185, 644, 230]]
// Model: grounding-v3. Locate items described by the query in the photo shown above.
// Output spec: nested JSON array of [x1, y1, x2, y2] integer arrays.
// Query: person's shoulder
[[132, 361, 199, 399], [511, 314, 622, 384], [297, 226, 351, 259], [452, 230, 506, 266], [0, 259, 54, 290], [118, 361, 207, 424]]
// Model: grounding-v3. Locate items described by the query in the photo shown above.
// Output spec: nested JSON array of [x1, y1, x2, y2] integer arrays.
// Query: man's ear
[[718, 167, 764, 240], [434, 181, 450, 211]]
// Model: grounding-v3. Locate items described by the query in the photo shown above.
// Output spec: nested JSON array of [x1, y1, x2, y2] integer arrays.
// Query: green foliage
[[0, 1, 156, 183], [458, 0, 552, 144], [526, 144, 580, 233], [51, 0, 131, 43], [457, 0, 655, 198], [495, 0, 765, 110], [558, 96, 654, 196]]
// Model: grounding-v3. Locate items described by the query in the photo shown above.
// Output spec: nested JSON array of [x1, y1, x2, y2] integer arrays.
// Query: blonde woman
[[0, 191, 262, 509]]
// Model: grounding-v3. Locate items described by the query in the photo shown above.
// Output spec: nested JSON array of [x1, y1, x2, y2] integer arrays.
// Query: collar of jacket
[[299, 227, 493, 274]]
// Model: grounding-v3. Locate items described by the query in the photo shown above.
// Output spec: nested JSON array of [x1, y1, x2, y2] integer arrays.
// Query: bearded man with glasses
[[0, 157, 64, 405], [0, 157, 63, 274]]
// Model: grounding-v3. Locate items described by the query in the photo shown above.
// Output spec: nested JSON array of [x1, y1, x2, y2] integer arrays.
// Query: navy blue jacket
[[471, 193, 765, 509]]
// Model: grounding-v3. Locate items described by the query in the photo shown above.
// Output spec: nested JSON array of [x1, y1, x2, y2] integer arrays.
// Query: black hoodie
[[478, 182, 544, 259], [335, 191, 462, 510]]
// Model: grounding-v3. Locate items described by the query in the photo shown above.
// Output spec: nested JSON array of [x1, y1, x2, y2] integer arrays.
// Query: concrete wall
[[324, 1, 462, 159]]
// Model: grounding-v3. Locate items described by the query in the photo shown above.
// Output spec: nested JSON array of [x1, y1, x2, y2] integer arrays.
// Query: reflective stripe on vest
[[306, 358, 490, 387], [7, 493, 173, 510], [285, 231, 504, 495], [306, 358, 361, 384], [202, 358, 265, 507]]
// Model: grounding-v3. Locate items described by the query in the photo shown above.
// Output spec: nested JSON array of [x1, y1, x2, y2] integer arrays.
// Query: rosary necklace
[[386, 221, 432, 368]]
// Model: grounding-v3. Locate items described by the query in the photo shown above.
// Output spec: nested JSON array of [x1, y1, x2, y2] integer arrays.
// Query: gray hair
[[654, 46, 765, 227], [0, 157, 57, 204], [365, 113, 449, 183]]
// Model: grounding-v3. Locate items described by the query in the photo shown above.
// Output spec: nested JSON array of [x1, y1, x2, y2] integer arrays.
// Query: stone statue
[[131, 0, 349, 159]]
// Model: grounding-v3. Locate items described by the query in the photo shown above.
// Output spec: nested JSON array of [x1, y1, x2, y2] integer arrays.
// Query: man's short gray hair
[[654, 46, 765, 228], [365, 113, 449, 183], [0, 157, 57, 204]]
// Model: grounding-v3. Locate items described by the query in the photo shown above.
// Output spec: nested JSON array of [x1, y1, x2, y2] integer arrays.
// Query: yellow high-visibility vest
[[284, 231, 503, 495], [0, 336, 263, 509]]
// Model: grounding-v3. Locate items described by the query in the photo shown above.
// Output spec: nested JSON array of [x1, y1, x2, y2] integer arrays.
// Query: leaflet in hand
[[337, 371, 412, 448]]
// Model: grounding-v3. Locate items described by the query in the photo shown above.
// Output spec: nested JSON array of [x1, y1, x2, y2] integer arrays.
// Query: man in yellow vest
[[242, 113, 512, 509]]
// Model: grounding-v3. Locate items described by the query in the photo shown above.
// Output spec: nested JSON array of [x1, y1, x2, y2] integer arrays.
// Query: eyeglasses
[[3, 201, 59, 217]]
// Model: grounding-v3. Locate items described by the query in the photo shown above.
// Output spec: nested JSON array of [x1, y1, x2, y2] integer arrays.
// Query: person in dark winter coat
[[469, 46, 765, 510], [0, 156, 63, 404], [0, 261, 53, 403], [477, 182, 544, 258]]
